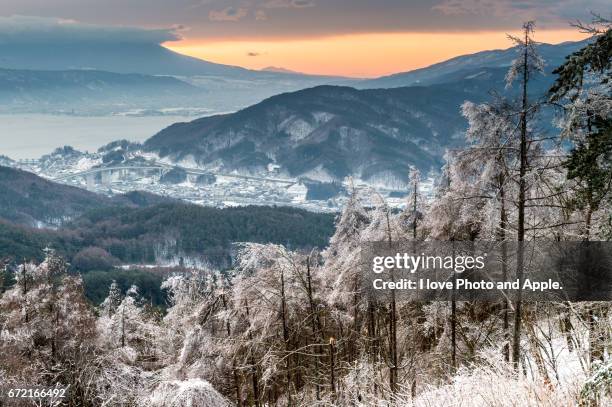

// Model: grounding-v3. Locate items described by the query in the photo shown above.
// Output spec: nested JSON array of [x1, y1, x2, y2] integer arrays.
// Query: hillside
[[0, 67, 205, 115], [0, 203, 335, 269], [0, 166, 335, 267], [0, 201, 335, 306], [0, 165, 176, 227], [144, 85, 476, 185], [0, 165, 113, 227], [68, 204, 334, 265]]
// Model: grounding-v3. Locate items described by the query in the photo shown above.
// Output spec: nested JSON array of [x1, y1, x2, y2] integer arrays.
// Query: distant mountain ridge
[[0, 42, 257, 78], [357, 39, 589, 89], [1, 38, 589, 187], [0, 41, 348, 82], [0, 64, 351, 115], [261, 66, 304, 75], [0, 42, 350, 114], [0, 38, 587, 116], [0, 67, 207, 115]]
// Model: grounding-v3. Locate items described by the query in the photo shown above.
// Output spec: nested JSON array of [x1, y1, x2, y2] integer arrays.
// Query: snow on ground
[[75, 156, 102, 171], [146, 378, 229, 407]]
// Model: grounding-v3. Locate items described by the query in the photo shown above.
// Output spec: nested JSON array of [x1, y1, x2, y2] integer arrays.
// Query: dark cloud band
[[0, 0, 607, 42], [0, 15, 180, 45]]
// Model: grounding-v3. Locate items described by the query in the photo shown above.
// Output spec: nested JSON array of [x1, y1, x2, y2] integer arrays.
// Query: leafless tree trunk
[[305, 253, 323, 401], [512, 23, 530, 372], [385, 206, 398, 393], [329, 337, 336, 398], [22, 260, 29, 323], [121, 304, 126, 348], [499, 180, 510, 363], [244, 300, 260, 407], [279, 268, 293, 404], [412, 179, 418, 239], [222, 294, 242, 407]]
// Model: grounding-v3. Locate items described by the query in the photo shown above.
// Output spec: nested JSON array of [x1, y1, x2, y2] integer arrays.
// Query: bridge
[[52, 163, 297, 186]]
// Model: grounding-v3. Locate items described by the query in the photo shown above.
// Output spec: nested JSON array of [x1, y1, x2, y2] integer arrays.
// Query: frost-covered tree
[[398, 166, 424, 239], [550, 16, 612, 240], [549, 14, 612, 368], [0, 252, 98, 406], [364, 193, 399, 391], [506, 20, 545, 370], [457, 99, 517, 240], [427, 153, 482, 241], [320, 185, 373, 389], [98, 284, 156, 351], [100, 279, 122, 317], [231, 243, 313, 405], [323, 186, 370, 309]]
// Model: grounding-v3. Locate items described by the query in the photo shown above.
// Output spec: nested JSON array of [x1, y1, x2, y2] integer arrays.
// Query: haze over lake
[[0, 114, 194, 159]]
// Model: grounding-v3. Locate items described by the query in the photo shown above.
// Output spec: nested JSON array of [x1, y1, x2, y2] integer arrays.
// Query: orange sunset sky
[[1, 0, 600, 78], [165, 29, 589, 78]]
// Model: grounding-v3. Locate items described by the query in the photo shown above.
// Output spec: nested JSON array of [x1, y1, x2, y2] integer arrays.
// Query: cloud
[[209, 7, 248, 21], [263, 0, 315, 9], [171, 24, 190, 32], [432, 0, 502, 16], [292, 0, 316, 8], [0, 1, 603, 41], [0, 15, 181, 45], [432, 0, 608, 22], [247, 51, 260, 56], [255, 10, 268, 20]]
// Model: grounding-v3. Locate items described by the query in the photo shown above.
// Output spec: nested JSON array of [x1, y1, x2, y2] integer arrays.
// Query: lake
[[0, 114, 194, 159]]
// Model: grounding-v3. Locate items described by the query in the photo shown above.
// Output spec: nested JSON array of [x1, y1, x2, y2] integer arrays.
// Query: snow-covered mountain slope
[[356, 39, 589, 88], [143, 85, 476, 184]]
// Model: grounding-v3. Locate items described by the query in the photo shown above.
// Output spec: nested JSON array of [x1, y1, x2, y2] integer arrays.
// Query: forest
[[0, 19, 610, 406], [0, 204, 335, 266], [0, 204, 334, 307]]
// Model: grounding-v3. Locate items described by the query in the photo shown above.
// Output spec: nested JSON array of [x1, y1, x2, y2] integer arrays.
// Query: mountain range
[[1, 38, 590, 186], [0, 67, 209, 115], [0, 38, 588, 116], [144, 84, 472, 185], [143, 38, 587, 185], [357, 39, 588, 89], [0, 66, 347, 115], [0, 41, 354, 115], [0, 40, 349, 114], [0, 41, 299, 79]]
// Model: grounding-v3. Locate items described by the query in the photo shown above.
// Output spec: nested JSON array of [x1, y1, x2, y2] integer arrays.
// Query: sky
[[0, 0, 602, 77]]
